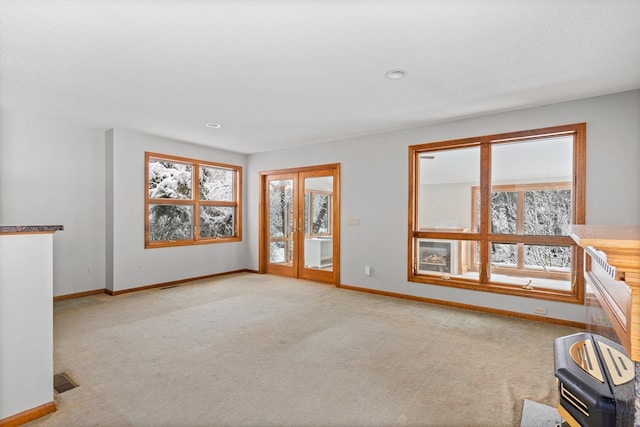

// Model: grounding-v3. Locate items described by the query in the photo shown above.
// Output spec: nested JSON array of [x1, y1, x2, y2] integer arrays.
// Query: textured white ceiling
[[1, 0, 639, 154]]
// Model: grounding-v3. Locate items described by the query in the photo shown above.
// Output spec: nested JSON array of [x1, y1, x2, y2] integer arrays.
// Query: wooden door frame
[[259, 163, 340, 285]]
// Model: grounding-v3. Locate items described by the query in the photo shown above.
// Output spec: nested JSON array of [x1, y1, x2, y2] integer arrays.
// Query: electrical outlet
[[86, 267, 92, 275], [137, 264, 143, 272], [364, 265, 371, 276], [533, 307, 547, 315]]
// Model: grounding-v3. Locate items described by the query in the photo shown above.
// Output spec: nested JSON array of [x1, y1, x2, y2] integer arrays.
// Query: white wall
[[0, 113, 249, 296], [247, 90, 640, 324], [419, 183, 474, 229], [107, 128, 248, 292], [2, 90, 638, 317], [0, 110, 105, 297], [0, 233, 54, 419]]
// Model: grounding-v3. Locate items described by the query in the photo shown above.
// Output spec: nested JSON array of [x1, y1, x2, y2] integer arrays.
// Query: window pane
[[524, 245, 571, 272], [491, 136, 573, 235], [489, 242, 572, 291], [199, 206, 234, 238], [416, 238, 473, 278], [474, 192, 480, 233], [492, 136, 573, 183], [148, 160, 192, 199], [269, 180, 293, 238], [418, 147, 479, 232], [304, 176, 333, 236], [148, 204, 193, 240], [199, 166, 234, 201], [490, 242, 517, 268], [311, 194, 330, 234], [268, 178, 294, 266], [304, 193, 310, 235], [270, 241, 294, 264], [524, 189, 571, 236], [491, 191, 518, 234]]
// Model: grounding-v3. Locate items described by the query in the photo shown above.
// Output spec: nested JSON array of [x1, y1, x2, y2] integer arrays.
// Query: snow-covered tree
[[311, 194, 329, 234], [148, 204, 193, 240], [199, 166, 233, 201], [524, 189, 571, 236], [490, 188, 571, 270], [148, 160, 236, 241], [269, 182, 293, 262], [148, 160, 192, 199], [491, 191, 518, 234], [199, 206, 234, 238]]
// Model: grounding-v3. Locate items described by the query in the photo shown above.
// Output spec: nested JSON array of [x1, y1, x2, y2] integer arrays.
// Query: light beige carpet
[[28, 273, 579, 426]]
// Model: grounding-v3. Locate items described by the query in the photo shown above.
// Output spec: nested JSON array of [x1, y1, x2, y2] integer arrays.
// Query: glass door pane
[[303, 176, 333, 271], [268, 178, 294, 265]]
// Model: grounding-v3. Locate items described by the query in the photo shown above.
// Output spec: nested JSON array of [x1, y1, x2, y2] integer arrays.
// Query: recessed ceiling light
[[385, 69, 407, 80], [205, 123, 221, 129]]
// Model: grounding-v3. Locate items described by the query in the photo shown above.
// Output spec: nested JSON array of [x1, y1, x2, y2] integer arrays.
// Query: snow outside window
[[145, 152, 242, 248], [408, 123, 586, 305]]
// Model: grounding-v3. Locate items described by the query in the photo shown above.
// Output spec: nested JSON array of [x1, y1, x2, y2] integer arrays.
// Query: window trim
[[408, 123, 586, 304], [145, 152, 242, 248]]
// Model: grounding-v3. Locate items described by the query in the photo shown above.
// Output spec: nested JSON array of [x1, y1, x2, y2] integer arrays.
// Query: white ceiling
[[1, 0, 639, 154]]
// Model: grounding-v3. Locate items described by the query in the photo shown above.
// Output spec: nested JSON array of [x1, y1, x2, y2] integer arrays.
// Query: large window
[[408, 124, 586, 303], [145, 152, 242, 248]]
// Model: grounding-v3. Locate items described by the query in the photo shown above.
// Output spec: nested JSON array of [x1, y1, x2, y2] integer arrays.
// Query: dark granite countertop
[[0, 225, 64, 234]]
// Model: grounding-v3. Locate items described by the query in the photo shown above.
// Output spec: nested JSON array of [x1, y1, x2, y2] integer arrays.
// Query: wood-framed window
[[408, 123, 586, 304], [145, 152, 242, 248], [470, 181, 572, 281]]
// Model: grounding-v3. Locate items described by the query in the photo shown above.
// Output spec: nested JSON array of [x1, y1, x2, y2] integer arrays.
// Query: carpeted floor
[[28, 273, 579, 426]]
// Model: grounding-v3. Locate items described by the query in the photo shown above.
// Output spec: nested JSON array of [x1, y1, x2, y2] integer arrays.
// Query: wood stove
[[554, 332, 634, 426]]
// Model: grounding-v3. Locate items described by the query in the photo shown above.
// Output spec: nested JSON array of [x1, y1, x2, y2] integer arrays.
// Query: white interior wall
[[419, 183, 473, 229], [0, 110, 105, 297], [105, 129, 114, 293], [0, 233, 54, 419], [247, 90, 640, 324], [1, 90, 638, 314], [107, 129, 248, 292]]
